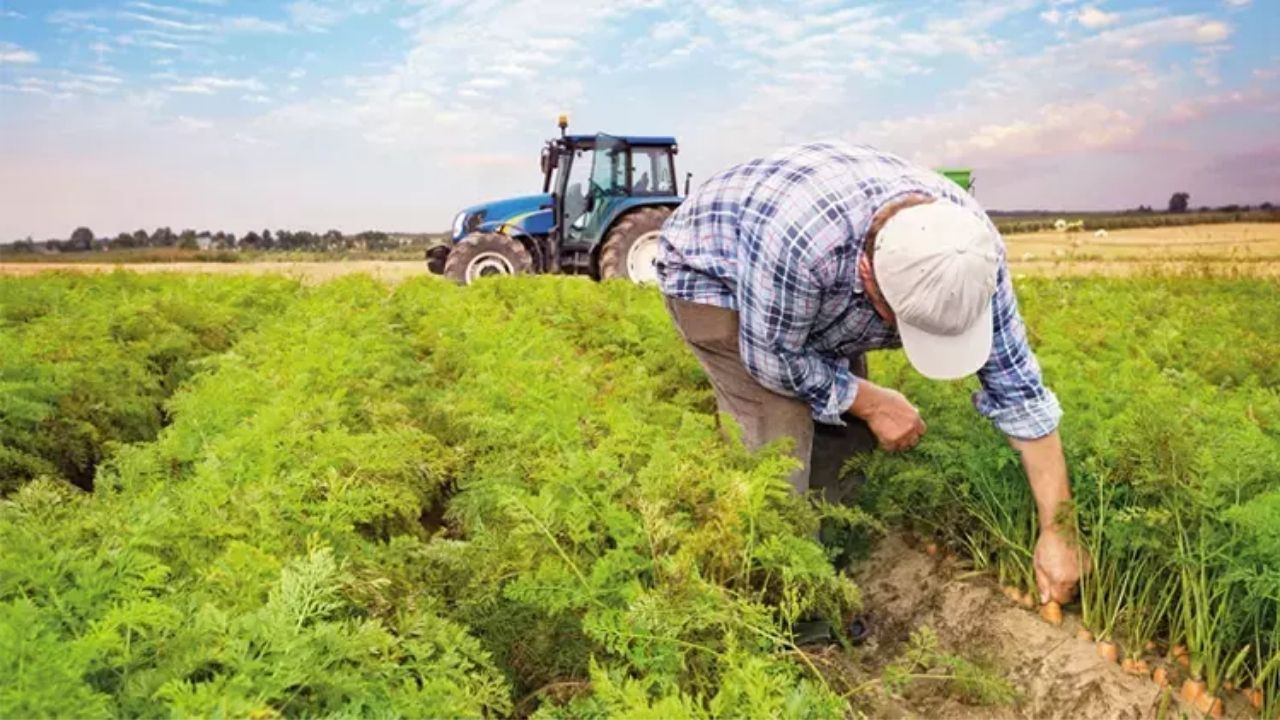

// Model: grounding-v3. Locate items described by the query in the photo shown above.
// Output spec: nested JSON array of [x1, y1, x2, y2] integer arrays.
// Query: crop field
[[5, 223, 1280, 285], [2, 269, 1277, 718]]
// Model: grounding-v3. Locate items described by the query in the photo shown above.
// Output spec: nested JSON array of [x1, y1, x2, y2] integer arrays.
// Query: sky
[[0, 0, 1277, 240]]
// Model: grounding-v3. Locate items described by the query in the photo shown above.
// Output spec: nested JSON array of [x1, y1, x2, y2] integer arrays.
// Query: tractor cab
[[540, 120, 681, 275]]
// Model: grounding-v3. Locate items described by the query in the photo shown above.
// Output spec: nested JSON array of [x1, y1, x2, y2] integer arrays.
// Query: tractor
[[428, 115, 684, 285]]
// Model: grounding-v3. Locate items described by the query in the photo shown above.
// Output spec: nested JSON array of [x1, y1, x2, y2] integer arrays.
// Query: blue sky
[[0, 0, 1277, 239]]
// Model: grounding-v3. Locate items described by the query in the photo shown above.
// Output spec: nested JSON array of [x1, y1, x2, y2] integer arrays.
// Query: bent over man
[[656, 141, 1080, 604]]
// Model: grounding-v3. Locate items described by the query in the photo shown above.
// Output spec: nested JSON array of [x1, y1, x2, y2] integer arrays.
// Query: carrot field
[[1, 272, 1278, 718]]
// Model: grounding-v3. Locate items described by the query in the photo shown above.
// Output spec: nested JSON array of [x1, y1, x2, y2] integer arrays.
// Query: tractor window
[[630, 147, 674, 195], [563, 147, 592, 230], [590, 137, 628, 199]]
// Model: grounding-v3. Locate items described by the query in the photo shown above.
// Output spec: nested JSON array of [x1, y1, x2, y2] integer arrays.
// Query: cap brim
[[897, 301, 994, 380]]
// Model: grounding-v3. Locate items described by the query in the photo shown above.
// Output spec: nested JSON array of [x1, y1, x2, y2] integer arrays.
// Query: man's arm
[[1010, 430, 1080, 604], [973, 259, 1080, 603]]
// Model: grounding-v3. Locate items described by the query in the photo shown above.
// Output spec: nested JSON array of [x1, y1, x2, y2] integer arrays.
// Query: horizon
[[1, 0, 1278, 240]]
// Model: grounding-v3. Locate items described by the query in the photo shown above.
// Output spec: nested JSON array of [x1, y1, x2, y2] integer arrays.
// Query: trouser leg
[[808, 353, 876, 504], [663, 296, 814, 494]]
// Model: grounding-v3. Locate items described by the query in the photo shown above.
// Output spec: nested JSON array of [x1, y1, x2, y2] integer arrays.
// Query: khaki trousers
[[664, 296, 874, 497]]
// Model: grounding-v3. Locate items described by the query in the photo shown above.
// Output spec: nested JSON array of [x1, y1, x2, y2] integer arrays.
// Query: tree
[[242, 231, 262, 249], [152, 227, 175, 247], [133, 229, 149, 247], [70, 227, 94, 251], [114, 232, 135, 249], [1168, 192, 1190, 213], [178, 229, 198, 250]]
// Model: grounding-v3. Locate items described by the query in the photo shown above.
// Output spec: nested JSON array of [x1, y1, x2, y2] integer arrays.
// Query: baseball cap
[[872, 201, 999, 380]]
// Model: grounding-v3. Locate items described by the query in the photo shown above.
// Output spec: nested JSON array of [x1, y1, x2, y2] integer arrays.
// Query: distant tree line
[[3, 227, 432, 255]]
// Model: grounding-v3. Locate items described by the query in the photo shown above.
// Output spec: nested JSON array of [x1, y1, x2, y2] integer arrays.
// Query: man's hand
[[1034, 527, 1082, 604], [850, 380, 926, 452]]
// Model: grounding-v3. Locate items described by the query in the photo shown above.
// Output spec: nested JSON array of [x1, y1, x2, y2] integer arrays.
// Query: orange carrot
[[1003, 586, 1022, 603], [1097, 641, 1119, 664], [1145, 640, 1158, 652], [1019, 591, 1035, 610], [1077, 627, 1094, 642], [1038, 601, 1062, 625], [1247, 688, 1264, 710], [1181, 678, 1206, 705], [1152, 667, 1169, 688], [1121, 658, 1137, 674], [924, 542, 939, 556], [1193, 692, 1220, 717], [1133, 659, 1150, 675]]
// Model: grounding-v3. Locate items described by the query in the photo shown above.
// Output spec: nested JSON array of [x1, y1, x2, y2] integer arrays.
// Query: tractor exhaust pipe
[[684, 172, 692, 197]]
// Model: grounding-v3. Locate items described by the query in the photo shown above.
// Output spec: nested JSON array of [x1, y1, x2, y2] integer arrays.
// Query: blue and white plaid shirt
[[656, 141, 1061, 439]]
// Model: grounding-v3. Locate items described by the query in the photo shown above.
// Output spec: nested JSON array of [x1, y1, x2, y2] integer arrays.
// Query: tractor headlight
[[451, 211, 467, 240]]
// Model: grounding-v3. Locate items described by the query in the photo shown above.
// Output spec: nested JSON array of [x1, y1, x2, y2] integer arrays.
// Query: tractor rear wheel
[[598, 206, 672, 284], [443, 232, 533, 285]]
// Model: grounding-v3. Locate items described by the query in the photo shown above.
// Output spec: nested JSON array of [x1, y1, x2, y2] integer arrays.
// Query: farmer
[[656, 141, 1081, 606]]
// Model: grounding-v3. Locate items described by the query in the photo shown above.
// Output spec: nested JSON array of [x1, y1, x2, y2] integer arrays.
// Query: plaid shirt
[[656, 141, 1061, 439]]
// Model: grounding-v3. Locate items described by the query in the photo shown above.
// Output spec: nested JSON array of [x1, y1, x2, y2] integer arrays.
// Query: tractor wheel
[[425, 245, 449, 274], [598, 206, 672, 284], [443, 232, 533, 285]]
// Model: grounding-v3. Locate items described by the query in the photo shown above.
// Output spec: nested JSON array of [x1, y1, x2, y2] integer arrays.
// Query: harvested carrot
[[1121, 658, 1137, 674], [1038, 601, 1062, 625], [924, 542, 939, 556], [1145, 640, 1158, 653], [1181, 678, 1206, 705], [1152, 667, 1169, 688], [1133, 659, 1150, 675], [1097, 641, 1119, 664], [1223, 680, 1234, 692], [1018, 591, 1035, 610], [1003, 586, 1022, 603], [1077, 628, 1094, 642]]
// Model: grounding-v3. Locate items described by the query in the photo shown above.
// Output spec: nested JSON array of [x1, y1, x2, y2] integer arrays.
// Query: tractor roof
[[564, 134, 677, 147]]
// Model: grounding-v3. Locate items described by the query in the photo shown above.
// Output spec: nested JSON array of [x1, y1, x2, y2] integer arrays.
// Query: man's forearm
[[1009, 430, 1071, 531]]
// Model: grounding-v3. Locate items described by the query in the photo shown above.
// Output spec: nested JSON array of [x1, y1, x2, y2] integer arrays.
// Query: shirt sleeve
[[735, 210, 857, 426], [973, 261, 1062, 439]]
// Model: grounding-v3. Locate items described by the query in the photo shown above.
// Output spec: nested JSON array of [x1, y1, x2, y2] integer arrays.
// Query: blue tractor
[[428, 116, 685, 285]]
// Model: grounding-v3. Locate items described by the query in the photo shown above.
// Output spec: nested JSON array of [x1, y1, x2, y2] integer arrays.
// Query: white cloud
[[1, 9, 26, 19], [0, 42, 37, 64], [167, 76, 266, 94], [1040, 9, 1063, 24], [1223, 0, 1251, 7], [222, 16, 289, 33], [175, 115, 213, 131], [287, 0, 382, 31], [1077, 6, 1118, 29]]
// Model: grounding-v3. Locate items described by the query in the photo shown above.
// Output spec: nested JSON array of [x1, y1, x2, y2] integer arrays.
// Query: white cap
[[872, 202, 999, 380]]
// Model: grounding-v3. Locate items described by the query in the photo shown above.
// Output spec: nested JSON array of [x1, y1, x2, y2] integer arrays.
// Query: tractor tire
[[425, 245, 449, 274], [443, 232, 533, 286], [598, 206, 672, 284]]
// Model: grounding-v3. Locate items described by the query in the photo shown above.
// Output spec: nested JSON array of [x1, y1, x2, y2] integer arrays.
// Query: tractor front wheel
[[598, 207, 672, 284], [443, 233, 533, 285]]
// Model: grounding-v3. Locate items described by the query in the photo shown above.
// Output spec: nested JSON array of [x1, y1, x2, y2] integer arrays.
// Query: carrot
[[1145, 640, 1158, 653], [1246, 688, 1264, 710], [1038, 601, 1062, 625], [1019, 591, 1035, 610], [1193, 693, 1220, 717], [1003, 586, 1022, 603], [1222, 680, 1234, 692], [924, 542, 939, 556], [1152, 667, 1169, 688], [1097, 641, 1119, 664], [1121, 658, 1137, 674], [1181, 678, 1206, 704], [1077, 628, 1094, 642], [1133, 659, 1150, 675]]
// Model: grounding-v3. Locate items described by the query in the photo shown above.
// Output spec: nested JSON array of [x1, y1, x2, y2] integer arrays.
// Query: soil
[[846, 534, 1172, 719]]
